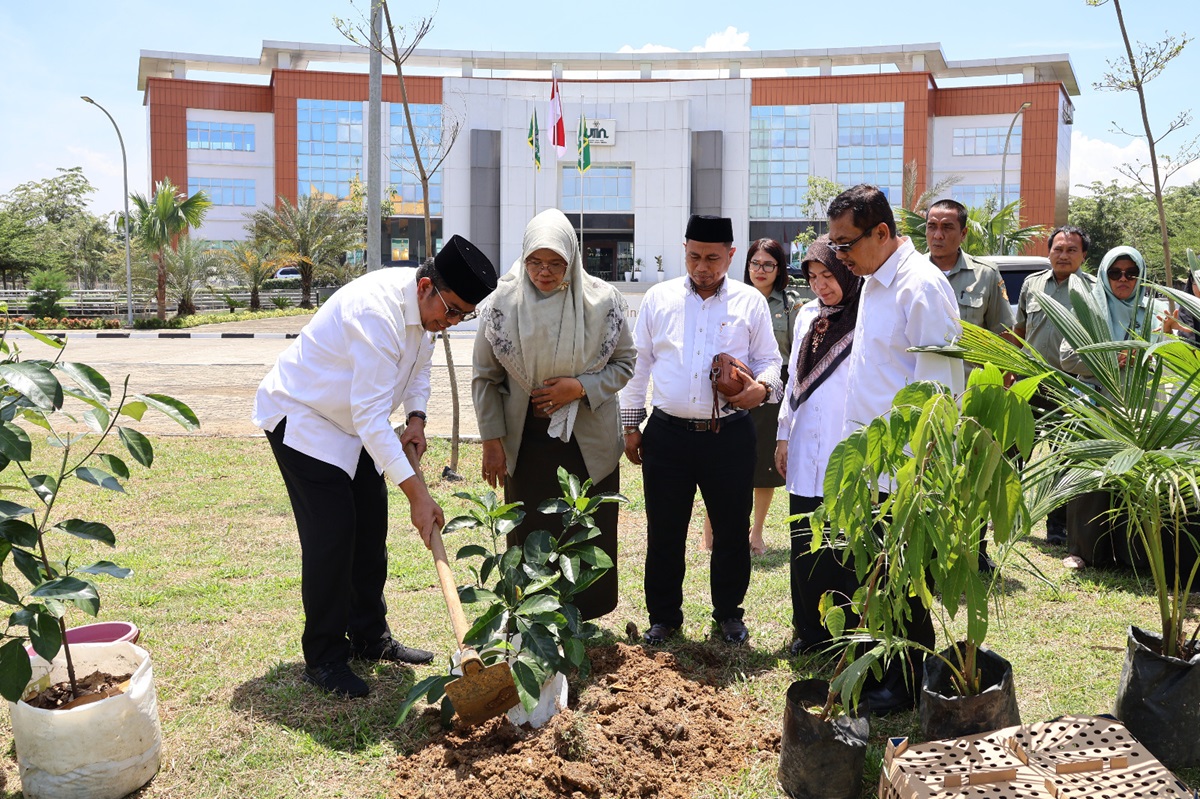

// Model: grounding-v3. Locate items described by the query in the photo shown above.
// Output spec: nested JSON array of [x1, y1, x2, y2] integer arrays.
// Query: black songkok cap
[[684, 214, 734, 244], [434, 235, 498, 305]]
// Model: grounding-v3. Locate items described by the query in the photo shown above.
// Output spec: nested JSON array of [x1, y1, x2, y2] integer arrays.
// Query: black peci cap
[[434, 235, 498, 305], [684, 214, 734, 244]]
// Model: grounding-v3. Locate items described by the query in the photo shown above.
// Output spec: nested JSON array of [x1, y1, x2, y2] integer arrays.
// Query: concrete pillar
[[469, 130, 501, 269], [172, 63, 186, 79], [819, 58, 833, 76], [1023, 66, 1036, 83], [729, 61, 741, 79], [911, 53, 926, 72], [277, 52, 291, 70], [640, 62, 652, 80], [552, 62, 563, 80], [462, 59, 473, 78], [690, 131, 723, 217]]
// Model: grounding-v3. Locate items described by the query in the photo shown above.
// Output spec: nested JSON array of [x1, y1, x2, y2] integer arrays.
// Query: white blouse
[[776, 301, 851, 498]]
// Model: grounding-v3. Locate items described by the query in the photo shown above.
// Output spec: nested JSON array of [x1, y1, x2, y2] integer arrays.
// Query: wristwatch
[[623, 426, 640, 436], [406, 410, 427, 423]]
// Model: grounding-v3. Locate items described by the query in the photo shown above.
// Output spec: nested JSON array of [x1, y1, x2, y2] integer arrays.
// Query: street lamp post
[[999, 101, 1032, 255], [81, 96, 134, 326]]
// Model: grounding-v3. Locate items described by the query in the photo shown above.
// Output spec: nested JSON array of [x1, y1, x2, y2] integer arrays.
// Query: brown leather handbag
[[709, 352, 752, 430]]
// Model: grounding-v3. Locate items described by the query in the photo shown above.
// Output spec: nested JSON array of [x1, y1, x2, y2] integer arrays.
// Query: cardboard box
[[879, 715, 1195, 798]]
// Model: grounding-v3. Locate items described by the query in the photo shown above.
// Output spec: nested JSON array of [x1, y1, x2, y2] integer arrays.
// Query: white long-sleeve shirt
[[842, 238, 963, 439], [776, 301, 851, 498], [620, 276, 782, 425], [252, 267, 434, 486]]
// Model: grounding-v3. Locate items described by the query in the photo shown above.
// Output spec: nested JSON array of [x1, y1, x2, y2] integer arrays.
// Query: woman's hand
[[774, 441, 788, 479], [481, 438, 507, 488], [530, 376, 585, 415]]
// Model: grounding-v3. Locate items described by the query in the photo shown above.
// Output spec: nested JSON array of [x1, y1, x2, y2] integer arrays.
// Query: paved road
[[11, 316, 481, 439]]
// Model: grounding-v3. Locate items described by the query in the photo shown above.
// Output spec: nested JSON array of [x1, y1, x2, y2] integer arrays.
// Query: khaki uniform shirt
[[1015, 269, 1096, 371], [942, 251, 1015, 334]]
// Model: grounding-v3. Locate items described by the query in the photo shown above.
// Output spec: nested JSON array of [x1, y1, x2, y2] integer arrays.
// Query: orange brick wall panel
[[144, 77, 273, 113], [751, 73, 930, 107], [269, 70, 441, 104], [275, 94, 298, 207]]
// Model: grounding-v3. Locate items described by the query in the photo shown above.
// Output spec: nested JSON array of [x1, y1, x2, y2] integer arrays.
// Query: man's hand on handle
[[400, 441, 443, 550]]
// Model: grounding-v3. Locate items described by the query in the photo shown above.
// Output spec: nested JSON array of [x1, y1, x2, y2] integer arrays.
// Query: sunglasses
[[828, 230, 871, 254], [1107, 266, 1140, 282], [433, 284, 477, 322]]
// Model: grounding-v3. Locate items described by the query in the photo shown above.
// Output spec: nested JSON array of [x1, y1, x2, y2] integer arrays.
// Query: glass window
[[390, 103, 443, 216], [952, 126, 1022, 157], [560, 165, 634, 213], [949, 183, 1021, 208], [835, 102, 904, 200], [186, 121, 256, 152], [187, 177, 257, 207], [298, 100, 364, 200], [749, 105, 811, 220]]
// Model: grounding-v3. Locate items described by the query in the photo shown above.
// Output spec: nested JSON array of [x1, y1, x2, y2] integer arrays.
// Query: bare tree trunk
[[1112, 0, 1174, 292], [155, 254, 166, 320]]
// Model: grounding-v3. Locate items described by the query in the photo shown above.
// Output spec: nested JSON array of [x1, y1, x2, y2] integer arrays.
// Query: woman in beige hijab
[[473, 208, 636, 619]]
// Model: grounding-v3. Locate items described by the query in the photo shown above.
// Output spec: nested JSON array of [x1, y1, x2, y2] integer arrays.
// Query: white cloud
[[618, 42, 679, 54], [693, 27, 750, 53], [1071, 130, 1200, 195]]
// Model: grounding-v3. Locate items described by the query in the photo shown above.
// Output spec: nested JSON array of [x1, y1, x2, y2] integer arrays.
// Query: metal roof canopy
[[138, 41, 1079, 96]]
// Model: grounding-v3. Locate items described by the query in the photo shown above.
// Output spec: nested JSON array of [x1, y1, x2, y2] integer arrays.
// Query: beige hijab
[[481, 208, 625, 442]]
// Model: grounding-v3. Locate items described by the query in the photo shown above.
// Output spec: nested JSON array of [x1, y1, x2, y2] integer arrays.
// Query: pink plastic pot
[[24, 622, 140, 656]]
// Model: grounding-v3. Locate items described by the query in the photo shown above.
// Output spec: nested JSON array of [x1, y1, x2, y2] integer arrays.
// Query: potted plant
[[953, 273, 1200, 768], [0, 319, 199, 797], [654, 254, 665, 282], [813, 367, 1035, 740], [398, 468, 622, 728], [632, 258, 643, 283]]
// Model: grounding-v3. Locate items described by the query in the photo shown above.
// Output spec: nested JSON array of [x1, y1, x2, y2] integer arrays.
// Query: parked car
[[274, 266, 301, 279], [976, 255, 1051, 315]]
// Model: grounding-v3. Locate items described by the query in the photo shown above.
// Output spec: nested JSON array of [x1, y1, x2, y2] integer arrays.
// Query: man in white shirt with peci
[[620, 214, 782, 648], [254, 235, 498, 699]]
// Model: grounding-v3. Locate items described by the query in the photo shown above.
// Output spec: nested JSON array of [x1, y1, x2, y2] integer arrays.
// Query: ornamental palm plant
[[162, 237, 224, 317], [246, 193, 363, 309], [897, 199, 1046, 256], [223, 240, 287, 311], [950, 282, 1200, 660], [127, 179, 212, 321]]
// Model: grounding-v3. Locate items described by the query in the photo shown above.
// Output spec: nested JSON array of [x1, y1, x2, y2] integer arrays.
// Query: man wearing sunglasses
[[1013, 225, 1095, 546], [253, 235, 498, 699], [825, 184, 963, 715]]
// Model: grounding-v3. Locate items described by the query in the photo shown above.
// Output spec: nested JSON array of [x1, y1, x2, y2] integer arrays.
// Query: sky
[[1, 0, 1197, 217]]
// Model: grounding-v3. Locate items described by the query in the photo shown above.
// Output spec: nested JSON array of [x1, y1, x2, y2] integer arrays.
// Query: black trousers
[[266, 419, 392, 667], [641, 411, 755, 627], [788, 494, 858, 644]]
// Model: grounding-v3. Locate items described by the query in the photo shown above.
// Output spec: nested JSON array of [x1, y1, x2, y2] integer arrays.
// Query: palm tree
[[246, 193, 362, 308], [224, 240, 285, 311], [127, 178, 211, 320], [162, 237, 224, 317], [898, 199, 1046, 256]]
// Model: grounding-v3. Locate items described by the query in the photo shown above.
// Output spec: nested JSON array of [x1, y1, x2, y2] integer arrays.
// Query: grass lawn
[[1, 435, 1196, 798]]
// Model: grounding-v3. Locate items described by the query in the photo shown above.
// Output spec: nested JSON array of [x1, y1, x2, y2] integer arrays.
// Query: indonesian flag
[[549, 77, 566, 157]]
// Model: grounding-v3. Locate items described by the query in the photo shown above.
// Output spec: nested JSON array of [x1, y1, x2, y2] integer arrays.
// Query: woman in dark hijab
[[773, 236, 864, 656]]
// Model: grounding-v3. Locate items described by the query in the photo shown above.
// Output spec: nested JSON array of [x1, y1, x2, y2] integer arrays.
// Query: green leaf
[[135, 393, 200, 430], [118, 400, 147, 421], [457, 586, 499, 604], [454, 544, 489, 560], [118, 427, 154, 468], [0, 518, 39, 548], [396, 674, 452, 726], [511, 658, 543, 714], [54, 518, 116, 545], [13, 325, 64, 350], [0, 421, 31, 461], [0, 639, 33, 703], [75, 467, 125, 492], [62, 387, 107, 413], [28, 474, 57, 503], [462, 602, 506, 647], [522, 530, 554, 566], [515, 593, 561, 617], [28, 611, 63, 662], [519, 625, 563, 673], [560, 554, 579, 584], [55, 362, 111, 404], [1104, 447, 1144, 476], [76, 560, 132, 579], [0, 500, 36, 519], [563, 636, 585, 668], [20, 409, 51, 432], [83, 406, 111, 434], [12, 547, 45, 587], [30, 575, 100, 608], [98, 453, 130, 479], [575, 544, 613, 569], [523, 573, 559, 595], [0, 362, 62, 410], [536, 498, 571, 515]]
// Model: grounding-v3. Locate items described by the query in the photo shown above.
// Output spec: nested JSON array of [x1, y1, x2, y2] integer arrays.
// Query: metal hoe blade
[[444, 652, 519, 726]]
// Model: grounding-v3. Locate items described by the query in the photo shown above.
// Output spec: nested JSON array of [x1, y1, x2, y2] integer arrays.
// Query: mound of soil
[[392, 643, 780, 799], [24, 670, 132, 710]]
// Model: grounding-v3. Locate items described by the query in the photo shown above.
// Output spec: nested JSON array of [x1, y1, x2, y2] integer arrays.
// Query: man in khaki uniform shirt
[[1014, 225, 1096, 545], [926, 199, 1016, 347]]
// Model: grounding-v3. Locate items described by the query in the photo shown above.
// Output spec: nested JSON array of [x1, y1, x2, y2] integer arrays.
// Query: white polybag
[[9, 641, 162, 799]]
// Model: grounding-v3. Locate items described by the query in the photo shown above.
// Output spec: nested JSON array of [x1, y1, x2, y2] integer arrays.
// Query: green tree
[[0, 208, 47, 288], [161, 237, 224, 317], [246, 193, 362, 309], [898, 199, 1046, 256], [26, 268, 69, 318], [223, 240, 286, 311], [127, 178, 212, 320], [1070, 180, 1200, 282]]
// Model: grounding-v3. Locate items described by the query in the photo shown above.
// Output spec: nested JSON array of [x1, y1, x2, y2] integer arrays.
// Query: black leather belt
[[651, 408, 747, 432]]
